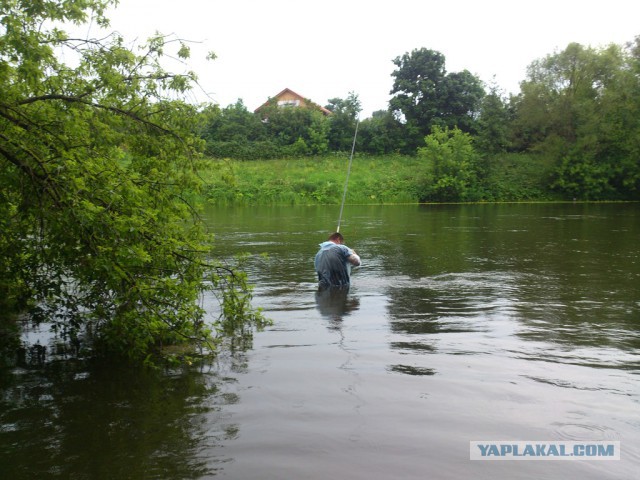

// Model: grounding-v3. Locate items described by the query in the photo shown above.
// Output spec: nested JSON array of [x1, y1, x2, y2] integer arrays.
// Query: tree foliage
[[198, 100, 285, 160], [357, 110, 413, 155], [475, 81, 512, 154], [260, 103, 330, 155], [417, 126, 483, 202], [511, 40, 640, 199], [0, 0, 265, 363], [389, 48, 485, 143], [325, 91, 361, 151]]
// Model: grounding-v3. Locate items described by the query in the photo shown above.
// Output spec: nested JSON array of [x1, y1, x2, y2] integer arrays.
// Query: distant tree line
[[198, 40, 640, 201]]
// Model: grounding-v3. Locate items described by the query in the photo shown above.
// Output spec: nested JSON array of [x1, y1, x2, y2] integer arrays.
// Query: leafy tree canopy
[[511, 39, 640, 199], [417, 126, 482, 202], [0, 0, 265, 364], [389, 48, 485, 140], [475, 80, 512, 154], [325, 92, 361, 152]]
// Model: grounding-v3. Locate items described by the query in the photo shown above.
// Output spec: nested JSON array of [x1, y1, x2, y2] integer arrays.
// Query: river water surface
[[2, 203, 639, 479]]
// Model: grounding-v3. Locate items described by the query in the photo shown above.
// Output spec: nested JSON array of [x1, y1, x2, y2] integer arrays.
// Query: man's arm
[[348, 251, 361, 266]]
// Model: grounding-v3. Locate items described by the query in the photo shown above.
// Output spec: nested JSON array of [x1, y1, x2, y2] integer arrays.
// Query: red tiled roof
[[255, 88, 332, 115]]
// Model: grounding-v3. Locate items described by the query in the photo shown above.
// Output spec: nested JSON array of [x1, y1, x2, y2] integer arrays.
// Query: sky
[[98, 0, 639, 118]]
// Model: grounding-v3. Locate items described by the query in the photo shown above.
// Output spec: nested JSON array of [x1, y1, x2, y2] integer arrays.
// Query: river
[[1, 203, 639, 479]]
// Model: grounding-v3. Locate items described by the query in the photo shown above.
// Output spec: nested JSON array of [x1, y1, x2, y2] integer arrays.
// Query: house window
[[277, 99, 300, 107]]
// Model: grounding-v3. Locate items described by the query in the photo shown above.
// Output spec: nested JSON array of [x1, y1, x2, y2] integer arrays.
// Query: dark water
[[2, 204, 639, 479]]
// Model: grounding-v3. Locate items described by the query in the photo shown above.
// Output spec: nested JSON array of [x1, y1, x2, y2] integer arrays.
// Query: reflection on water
[[387, 364, 437, 376], [315, 287, 360, 324], [2, 204, 639, 479], [0, 358, 242, 479]]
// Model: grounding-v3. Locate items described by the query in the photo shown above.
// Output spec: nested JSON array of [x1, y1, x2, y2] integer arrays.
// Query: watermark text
[[470, 441, 620, 461]]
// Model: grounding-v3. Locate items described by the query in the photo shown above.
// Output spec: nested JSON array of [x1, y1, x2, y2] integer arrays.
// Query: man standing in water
[[314, 232, 361, 289]]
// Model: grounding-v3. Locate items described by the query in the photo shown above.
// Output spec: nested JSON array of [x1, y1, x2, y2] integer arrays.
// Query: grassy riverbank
[[199, 153, 554, 206], [199, 155, 421, 205]]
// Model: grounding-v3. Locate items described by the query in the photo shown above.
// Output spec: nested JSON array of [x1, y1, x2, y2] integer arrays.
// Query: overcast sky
[[101, 0, 639, 118]]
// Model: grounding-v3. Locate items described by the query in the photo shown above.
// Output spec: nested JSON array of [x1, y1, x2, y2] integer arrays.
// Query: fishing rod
[[336, 119, 359, 233]]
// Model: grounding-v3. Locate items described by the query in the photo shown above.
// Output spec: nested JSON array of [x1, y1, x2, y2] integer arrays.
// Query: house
[[254, 88, 332, 116]]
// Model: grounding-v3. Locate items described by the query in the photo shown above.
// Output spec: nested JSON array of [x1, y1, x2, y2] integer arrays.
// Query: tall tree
[[259, 104, 329, 155], [214, 99, 266, 143], [0, 0, 264, 363], [438, 70, 486, 132], [199, 100, 278, 159], [594, 37, 640, 198], [389, 47, 485, 143], [325, 92, 361, 152], [511, 40, 640, 199], [475, 81, 512, 154], [358, 110, 414, 155]]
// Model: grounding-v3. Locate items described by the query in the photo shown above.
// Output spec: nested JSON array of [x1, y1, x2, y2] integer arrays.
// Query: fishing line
[[336, 119, 359, 233]]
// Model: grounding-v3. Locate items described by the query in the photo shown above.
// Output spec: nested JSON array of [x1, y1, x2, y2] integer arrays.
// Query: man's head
[[328, 232, 344, 244]]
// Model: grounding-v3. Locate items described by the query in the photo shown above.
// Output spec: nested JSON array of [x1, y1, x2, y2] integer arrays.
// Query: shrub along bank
[[199, 151, 558, 206]]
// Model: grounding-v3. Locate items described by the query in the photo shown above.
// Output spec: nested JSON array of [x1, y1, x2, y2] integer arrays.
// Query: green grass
[[199, 154, 426, 206], [197, 153, 564, 206]]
